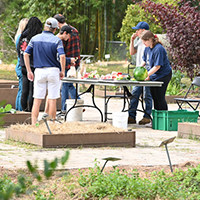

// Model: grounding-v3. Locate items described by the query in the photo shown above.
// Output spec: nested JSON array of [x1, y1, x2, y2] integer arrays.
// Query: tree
[[118, 0, 177, 59], [137, 0, 200, 79], [0, 0, 133, 62]]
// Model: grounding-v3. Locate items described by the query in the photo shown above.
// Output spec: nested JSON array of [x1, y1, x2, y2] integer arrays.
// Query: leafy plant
[[0, 150, 70, 200], [137, 0, 200, 80], [77, 163, 200, 199], [118, 0, 177, 58], [0, 104, 16, 114], [166, 70, 186, 95]]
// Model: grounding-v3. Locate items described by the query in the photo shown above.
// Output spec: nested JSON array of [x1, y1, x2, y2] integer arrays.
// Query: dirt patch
[[10, 122, 126, 134], [2, 161, 199, 180], [0, 63, 16, 71]]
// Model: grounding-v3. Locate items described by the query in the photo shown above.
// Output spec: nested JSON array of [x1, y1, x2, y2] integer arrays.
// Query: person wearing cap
[[24, 17, 66, 125], [43, 25, 76, 117], [128, 21, 153, 126], [54, 14, 81, 114]]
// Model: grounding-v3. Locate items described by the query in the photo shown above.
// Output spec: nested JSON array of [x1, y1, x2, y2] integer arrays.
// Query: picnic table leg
[[64, 84, 103, 122]]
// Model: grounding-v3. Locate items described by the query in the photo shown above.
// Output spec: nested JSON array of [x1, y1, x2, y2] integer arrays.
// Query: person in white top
[[128, 21, 152, 125]]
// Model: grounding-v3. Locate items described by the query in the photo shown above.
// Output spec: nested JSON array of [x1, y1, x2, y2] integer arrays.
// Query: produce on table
[[133, 66, 148, 81], [82, 70, 132, 81], [82, 70, 99, 79], [115, 74, 131, 80]]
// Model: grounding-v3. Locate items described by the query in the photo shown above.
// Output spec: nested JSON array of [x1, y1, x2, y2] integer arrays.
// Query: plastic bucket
[[66, 99, 84, 121], [112, 112, 128, 129]]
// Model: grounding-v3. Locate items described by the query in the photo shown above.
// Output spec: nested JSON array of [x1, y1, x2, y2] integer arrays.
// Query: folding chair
[[174, 76, 200, 116], [127, 62, 135, 75]]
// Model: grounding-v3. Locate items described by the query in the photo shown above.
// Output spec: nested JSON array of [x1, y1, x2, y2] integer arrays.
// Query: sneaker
[[42, 113, 49, 119], [145, 121, 152, 128], [139, 117, 151, 125], [128, 117, 136, 124], [56, 111, 65, 120]]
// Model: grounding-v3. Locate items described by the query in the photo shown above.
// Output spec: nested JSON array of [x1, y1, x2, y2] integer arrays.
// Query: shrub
[[136, 0, 200, 80]]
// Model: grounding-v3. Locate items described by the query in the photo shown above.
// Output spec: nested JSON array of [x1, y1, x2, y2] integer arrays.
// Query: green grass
[[0, 69, 18, 81], [85, 63, 132, 76]]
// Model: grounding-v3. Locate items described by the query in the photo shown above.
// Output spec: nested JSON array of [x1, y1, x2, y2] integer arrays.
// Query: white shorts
[[33, 67, 60, 99]]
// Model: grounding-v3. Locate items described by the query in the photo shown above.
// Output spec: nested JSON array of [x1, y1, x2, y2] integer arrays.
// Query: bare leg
[[44, 95, 49, 115], [31, 99, 42, 125], [48, 99, 57, 121]]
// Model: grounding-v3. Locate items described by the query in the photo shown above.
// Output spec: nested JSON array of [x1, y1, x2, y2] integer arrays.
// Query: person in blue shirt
[[43, 25, 76, 117], [140, 30, 172, 110], [24, 18, 66, 125]]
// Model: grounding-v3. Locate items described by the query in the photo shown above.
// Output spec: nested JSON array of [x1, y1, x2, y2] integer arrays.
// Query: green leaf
[[44, 160, 53, 178], [4, 104, 12, 112], [61, 151, 70, 165], [0, 107, 4, 113], [26, 160, 35, 173], [50, 158, 58, 170]]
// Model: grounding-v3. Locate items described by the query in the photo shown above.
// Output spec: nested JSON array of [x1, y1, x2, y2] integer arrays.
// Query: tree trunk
[[90, 11, 98, 55], [98, 8, 101, 60]]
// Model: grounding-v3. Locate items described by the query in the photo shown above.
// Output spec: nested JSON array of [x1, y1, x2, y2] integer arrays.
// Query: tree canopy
[[137, 0, 200, 79], [0, 0, 133, 62]]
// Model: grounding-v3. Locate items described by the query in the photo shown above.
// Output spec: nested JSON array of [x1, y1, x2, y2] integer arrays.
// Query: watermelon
[[133, 66, 148, 81]]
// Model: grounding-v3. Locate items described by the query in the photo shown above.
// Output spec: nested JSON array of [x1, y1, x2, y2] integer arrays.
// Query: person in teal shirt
[[14, 18, 28, 111]]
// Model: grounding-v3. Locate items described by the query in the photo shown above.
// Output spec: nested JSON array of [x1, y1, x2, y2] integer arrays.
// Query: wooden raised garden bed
[[0, 88, 18, 108], [165, 95, 184, 103], [178, 122, 200, 140], [2, 112, 31, 127], [5, 122, 136, 148], [0, 87, 61, 111]]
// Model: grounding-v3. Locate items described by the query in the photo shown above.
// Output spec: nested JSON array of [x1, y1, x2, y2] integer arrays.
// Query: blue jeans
[[128, 86, 152, 119], [15, 62, 23, 111], [61, 69, 80, 111]]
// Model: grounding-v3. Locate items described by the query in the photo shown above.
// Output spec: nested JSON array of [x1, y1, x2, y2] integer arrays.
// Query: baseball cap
[[45, 17, 58, 29], [132, 21, 149, 30], [60, 25, 76, 36], [54, 14, 65, 23]]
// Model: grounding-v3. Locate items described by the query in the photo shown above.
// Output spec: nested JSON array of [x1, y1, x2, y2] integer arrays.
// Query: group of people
[[14, 16, 171, 126], [128, 21, 172, 127], [15, 14, 81, 125]]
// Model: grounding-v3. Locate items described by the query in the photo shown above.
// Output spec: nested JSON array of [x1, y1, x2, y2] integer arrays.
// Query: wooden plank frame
[[2, 112, 31, 127], [5, 129, 136, 148]]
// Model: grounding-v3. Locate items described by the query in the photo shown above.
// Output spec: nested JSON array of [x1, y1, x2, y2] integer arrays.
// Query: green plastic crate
[[152, 109, 199, 131]]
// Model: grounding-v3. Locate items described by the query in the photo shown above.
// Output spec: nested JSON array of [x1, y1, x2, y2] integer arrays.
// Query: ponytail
[[141, 30, 162, 47]]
